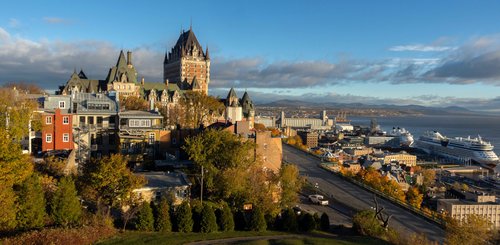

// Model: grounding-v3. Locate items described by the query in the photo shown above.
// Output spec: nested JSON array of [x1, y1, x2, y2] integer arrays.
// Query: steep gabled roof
[[174, 29, 203, 54], [227, 87, 238, 100], [116, 50, 127, 67]]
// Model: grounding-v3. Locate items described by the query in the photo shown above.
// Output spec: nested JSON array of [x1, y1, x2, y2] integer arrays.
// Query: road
[[284, 144, 445, 243]]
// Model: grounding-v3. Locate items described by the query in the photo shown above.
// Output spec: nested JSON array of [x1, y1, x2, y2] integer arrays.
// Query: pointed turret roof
[[205, 46, 210, 60], [241, 91, 251, 103], [227, 87, 238, 99], [116, 50, 127, 67], [174, 29, 204, 56], [78, 69, 88, 79]]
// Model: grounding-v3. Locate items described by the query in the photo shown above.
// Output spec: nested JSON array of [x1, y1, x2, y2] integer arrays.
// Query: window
[[149, 133, 155, 144], [97, 117, 103, 125], [63, 133, 69, 142], [59, 101, 66, 109], [46, 116, 52, 124], [46, 134, 52, 143], [129, 119, 151, 127], [88, 117, 94, 125], [63, 116, 69, 124]]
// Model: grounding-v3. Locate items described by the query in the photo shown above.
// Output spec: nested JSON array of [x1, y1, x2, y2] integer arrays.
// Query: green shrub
[[135, 201, 154, 231], [299, 213, 316, 232], [217, 204, 234, 232], [249, 207, 267, 232], [352, 210, 384, 237], [15, 174, 46, 230], [175, 201, 193, 232], [50, 177, 82, 227], [154, 198, 172, 232], [200, 204, 218, 233], [281, 208, 298, 232], [320, 213, 330, 231]]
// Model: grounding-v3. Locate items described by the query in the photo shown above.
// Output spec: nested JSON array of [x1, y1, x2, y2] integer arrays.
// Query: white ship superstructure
[[387, 127, 414, 147], [417, 131, 499, 167]]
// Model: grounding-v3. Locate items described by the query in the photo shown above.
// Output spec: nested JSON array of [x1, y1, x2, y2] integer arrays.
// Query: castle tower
[[241, 91, 255, 129], [163, 27, 210, 95], [225, 88, 242, 122]]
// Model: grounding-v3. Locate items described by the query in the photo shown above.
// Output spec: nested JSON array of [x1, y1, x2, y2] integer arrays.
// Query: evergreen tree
[[191, 200, 203, 232], [320, 213, 330, 231], [0, 185, 17, 231], [50, 177, 82, 227], [249, 207, 267, 232], [200, 203, 218, 233], [176, 201, 193, 232], [299, 213, 316, 232], [135, 201, 154, 231], [281, 208, 298, 232], [217, 204, 234, 232], [154, 198, 172, 232], [15, 174, 46, 230]]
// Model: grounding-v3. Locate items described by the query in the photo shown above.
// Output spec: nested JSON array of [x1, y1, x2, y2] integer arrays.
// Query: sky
[[1, 0, 500, 111]]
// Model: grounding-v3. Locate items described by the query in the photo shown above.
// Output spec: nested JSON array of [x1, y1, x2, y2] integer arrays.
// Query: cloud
[[0, 27, 164, 89], [389, 44, 456, 52], [43, 17, 71, 24]]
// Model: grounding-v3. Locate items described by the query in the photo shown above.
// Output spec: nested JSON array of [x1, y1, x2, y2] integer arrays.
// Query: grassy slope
[[98, 231, 388, 245]]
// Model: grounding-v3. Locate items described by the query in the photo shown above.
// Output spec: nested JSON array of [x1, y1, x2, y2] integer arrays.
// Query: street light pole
[[200, 165, 204, 203]]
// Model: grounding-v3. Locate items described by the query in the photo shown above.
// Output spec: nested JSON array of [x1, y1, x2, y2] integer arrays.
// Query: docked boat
[[416, 131, 499, 167], [387, 127, 415, 147]]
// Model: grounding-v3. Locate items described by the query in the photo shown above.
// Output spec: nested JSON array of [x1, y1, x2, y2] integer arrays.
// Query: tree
[[200, 203, 218, 233], [217, 204, 234, 232], [0, 88, 41, 143], [299, 213, 316, 232], [175, 201, 193, 232], [420, 169, 436, 187], [120, 196, 142, 231], [352, 210, 384, 237], [36, 156, 67, 178], [406, 187, 423, 208], [79, 154, 145, 217], [0, 129, 33, 187], [50, 177, 82, 227], [15, 174, 46, 230], [154, 198, 172, 232], [446, 214, 493, 245], [135, 201, 154, 231], [120, 95, 148, 111], [180, 91, 225, 129], [320, 213, 330, 231], [0, 185, 17, 231], [279, 164, 304, 209], [281, 208, 298, 232], [2, 82, 45, 94], [249, 207, 267, 232]]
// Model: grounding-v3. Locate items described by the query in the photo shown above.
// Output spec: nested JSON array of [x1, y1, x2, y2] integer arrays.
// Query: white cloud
[[389, 44, 456, 52]]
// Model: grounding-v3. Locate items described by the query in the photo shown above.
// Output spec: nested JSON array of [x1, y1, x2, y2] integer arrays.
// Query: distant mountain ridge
[[257, 99, 486, 116]]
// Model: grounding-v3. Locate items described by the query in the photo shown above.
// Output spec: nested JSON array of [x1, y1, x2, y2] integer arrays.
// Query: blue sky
[[1, 0, 500, 109]]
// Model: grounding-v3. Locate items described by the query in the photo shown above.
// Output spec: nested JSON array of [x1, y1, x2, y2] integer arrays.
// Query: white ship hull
[[416, 131, 499, 167]]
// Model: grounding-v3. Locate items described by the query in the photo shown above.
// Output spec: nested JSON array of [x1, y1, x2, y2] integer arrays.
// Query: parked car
[[308, 194, 329, 205], [292, 205, 303, 215]]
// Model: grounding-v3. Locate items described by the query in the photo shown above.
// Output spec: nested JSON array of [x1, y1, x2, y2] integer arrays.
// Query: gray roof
[[119, 110, 163, 119], [42, 95, 72, 113], [71, 93, 118, 114], [137, 171, 191, 189]]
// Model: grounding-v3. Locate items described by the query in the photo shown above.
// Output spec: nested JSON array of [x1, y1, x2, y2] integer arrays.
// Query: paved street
[[284, 144, 445, 243]]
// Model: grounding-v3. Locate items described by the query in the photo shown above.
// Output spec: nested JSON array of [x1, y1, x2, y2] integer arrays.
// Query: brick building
[[163, 26, 210, 95], [42, 107, 74, 152], [297, 131, 319, 148]]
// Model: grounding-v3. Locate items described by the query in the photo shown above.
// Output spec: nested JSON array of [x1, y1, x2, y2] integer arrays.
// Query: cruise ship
[[387, 127, 415, 147], [416, 131, 499, 167]]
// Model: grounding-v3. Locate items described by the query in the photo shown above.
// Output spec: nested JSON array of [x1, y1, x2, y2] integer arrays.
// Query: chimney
[[141, 77, 145, 86], [165, 79, 169, 87], [127, 51, 132, 66]]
